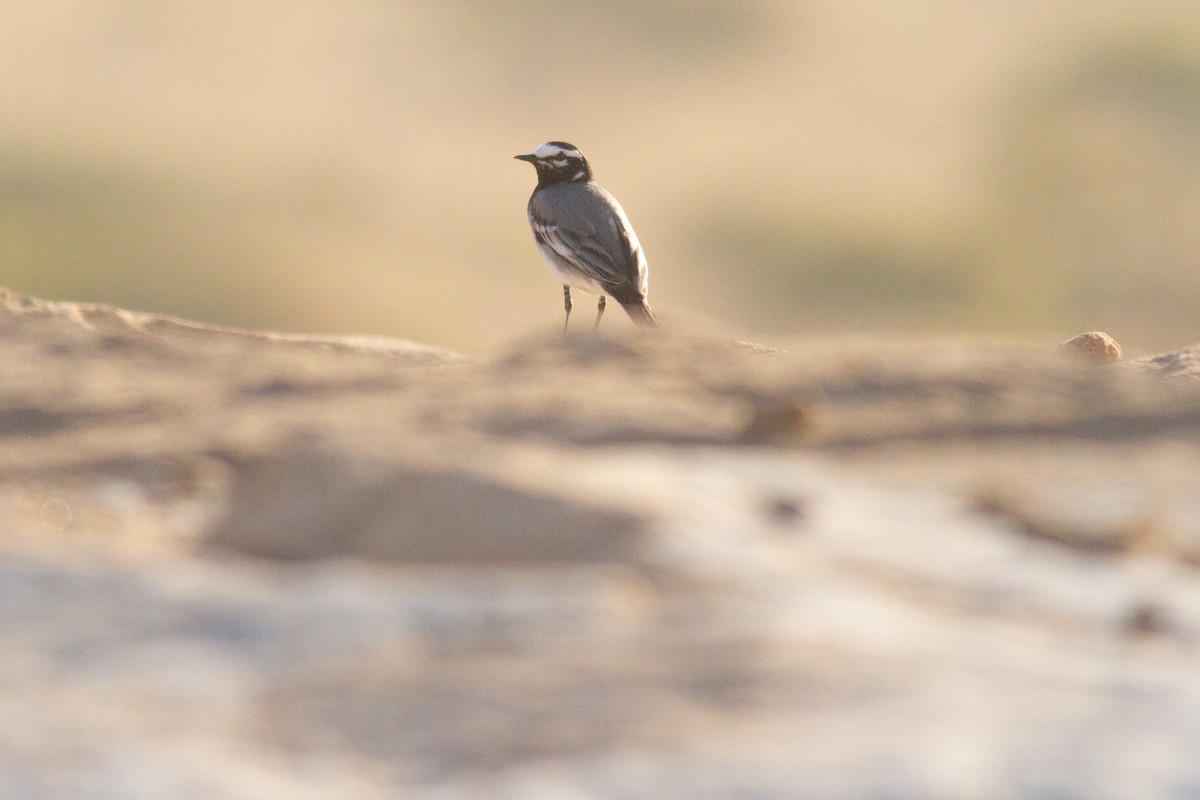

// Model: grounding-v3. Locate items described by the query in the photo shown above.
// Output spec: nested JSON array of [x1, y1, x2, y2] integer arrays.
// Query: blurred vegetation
[[0, 157, 274, 326], [981, 34, 1200, 347], [463, 0, 773, 57], [691, 212, 978, 332], [0, 2, 1197, 353]]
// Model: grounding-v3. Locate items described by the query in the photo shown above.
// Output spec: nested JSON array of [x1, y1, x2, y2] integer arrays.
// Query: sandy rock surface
[[3, 288, 1200, 799]]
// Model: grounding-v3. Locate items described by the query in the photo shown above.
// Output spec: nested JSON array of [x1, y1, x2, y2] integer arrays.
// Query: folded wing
[[528, 185, 646, 300]]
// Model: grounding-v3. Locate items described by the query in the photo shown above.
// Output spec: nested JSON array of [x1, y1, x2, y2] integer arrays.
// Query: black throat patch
[[534, 155, 593, 189]]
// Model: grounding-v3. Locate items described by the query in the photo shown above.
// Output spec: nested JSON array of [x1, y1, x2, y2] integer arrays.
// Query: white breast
[[534, 240, 604, 293]]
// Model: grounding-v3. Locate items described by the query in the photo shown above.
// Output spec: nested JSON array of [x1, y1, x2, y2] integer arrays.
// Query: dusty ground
[[2, 288, 1200, 799]]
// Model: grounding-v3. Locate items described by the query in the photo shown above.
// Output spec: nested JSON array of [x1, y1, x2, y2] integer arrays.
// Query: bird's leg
[[594, 295, 606, 330], [562, 285, 572, 333]]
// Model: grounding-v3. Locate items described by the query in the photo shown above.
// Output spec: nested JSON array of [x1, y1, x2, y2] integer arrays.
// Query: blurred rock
[[1132, 343, 1200, 381], [206, 440, 647, 564], [3, 289, 1200, 799]]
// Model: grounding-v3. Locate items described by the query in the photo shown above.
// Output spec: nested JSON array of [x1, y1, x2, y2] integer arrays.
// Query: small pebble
[[763, 495, 806, 526], [1056, 331, 1121, 365], [1124, 601, 1169, 638]]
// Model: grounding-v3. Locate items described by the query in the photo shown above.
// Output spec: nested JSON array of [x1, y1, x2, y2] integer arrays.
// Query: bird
[[514, 141, 657, 331]]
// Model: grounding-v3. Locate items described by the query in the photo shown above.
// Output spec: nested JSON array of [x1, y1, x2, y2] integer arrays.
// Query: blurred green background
[[2, 1, 1198, 354]]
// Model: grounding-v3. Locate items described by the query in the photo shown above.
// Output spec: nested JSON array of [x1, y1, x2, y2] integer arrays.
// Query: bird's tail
[[620, 299, 659, 327]]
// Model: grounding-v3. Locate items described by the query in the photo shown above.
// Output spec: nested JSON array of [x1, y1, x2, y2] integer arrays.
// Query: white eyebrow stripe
[[533, 143, 581, 160]]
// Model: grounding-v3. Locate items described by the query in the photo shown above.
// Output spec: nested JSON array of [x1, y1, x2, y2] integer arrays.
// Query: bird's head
[[514, 141, 593, 188]]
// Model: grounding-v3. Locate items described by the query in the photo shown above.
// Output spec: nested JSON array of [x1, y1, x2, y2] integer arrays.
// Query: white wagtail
[[515, 141, 658, 330]]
